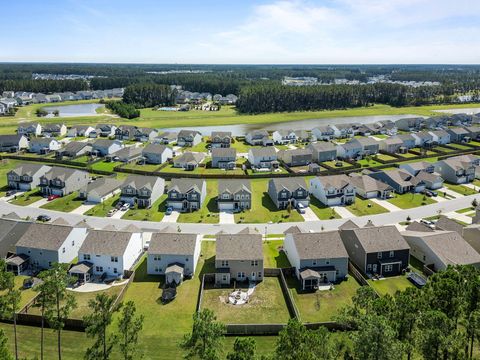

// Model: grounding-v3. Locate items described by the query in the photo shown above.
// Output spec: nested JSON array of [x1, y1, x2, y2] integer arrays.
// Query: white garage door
[[219, 203, 235, 211]]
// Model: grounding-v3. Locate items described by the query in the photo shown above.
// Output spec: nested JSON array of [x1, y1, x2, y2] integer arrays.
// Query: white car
[[121, 203, 131, 211]]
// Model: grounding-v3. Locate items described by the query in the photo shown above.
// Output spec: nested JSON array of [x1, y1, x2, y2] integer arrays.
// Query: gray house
[[429, 130, 451, 145], [312, 126, 335, 141], [379, 137, 404, 154], [351, 137, 379, 155], [309, 175, 356, 206], [284, 231, 349, 290], [336, 140, 362, 159], [29, 138, 62, 154], [39, 167, 89, 196], [397, 134, 416, 149], [119, 175, 165, 208], [308, 142, 337, 163], [7, 163, 52, 190], [248, 147, 278, 170], [94, 124, 117, 138], [434, 155, 478, 184], [115, 125, 137, 140], [245, 130, 270, 146], [105, 146, 143, 163], [167, 178, 207, 212], [267, 178, 309, 210], [17, 123, 42, 137], [217, 179, 251, 211], [278, 148, 313, 167], [56, 141, 92, 158], [173, 152, 205, 170], [134, 128, 158, 142], [214, 234, 263, 285], [79, 177, 122, 204], [142, 144, 173, 164], [348, 174, 392, 199], [154, 131, 177, 145], [92, 139, 123, 157], [42, 124, 67, 137], [211, 131, 232, 148], [368, 169, 426, 194], [177, 130, 202, 147], [211, 148, 236, 169], [447, 127, 470, 142], [0, 135, 29, 152]]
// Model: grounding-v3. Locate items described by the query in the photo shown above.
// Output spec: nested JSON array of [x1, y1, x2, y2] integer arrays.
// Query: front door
[[372, 264, 378, 273]]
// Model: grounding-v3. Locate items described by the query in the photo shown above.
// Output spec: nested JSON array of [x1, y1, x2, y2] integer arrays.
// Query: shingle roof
[[42, 166, 87, 181], [289, 231, 348, 259], [284, 225, 304, 234], [10, 163, 49, 177], [84, 177, 123, 198], [435, 216, 464, 235], [218, 179, 251, 194], [349, 174, 391, 192], [308, 142, 336, 152], [269, 177, 307, 193], [148, 233, 198, 255], [315, 174, 351, 189], [51, 217, 70, 226], [174, 152, 205, 164], [341, 225, 410, 253], [405, 221, 435, 232], [339, 220, 359, 230], [79, 230, 133, 256], [237, 227, 260, 234], [62, 141, 92, 154], [211, 147, 236, 158], [122, 175, 162, 191], [16, 223, 73, 251], [143, 143, 169, 154], [169, 178, 205, 194], [216, 234, 263, 260], [0, 219, 31, 258]]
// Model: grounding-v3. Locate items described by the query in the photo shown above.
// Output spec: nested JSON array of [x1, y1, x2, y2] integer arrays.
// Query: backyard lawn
[[399, 152, 419, 159], [89, 161, 121, 173], [309, 197, 340, 220], [0, 159, 23, 196], [387, 193, 436, 209], [0, 276, 37, 310], [322, 160, 353, 169], [234, 179, 304, 223], [356, 158, 382, 167], [202, 276, 291, 324], [9, 190, 43, 206], [121, 163, 163, 172], [375, 153, 398, 161], [121, 194, 167, 222], [288, 275, 361, 323], [346, 197, 389, 216], [368, 275, 413, 296], [444, 183, 479, 196], [448, 143, 473, 151], [40, 192, 83, 212], [84, 194, 121, 217], [177, 180, 219, 223], [263, 240, 291, 268], [230, 139, 259, 153]]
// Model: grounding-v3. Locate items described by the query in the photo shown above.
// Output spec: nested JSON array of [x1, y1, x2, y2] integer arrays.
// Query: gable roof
[[10, 163, 50, 177], [435, 215, 464, 235], [341, 225, 410, 253], [79, 230, 133, 256], [0, 219, 31, 258], [308, 142, 336, 152], [62, 141, 92, 154], [339, 219, 359, 230], [16, 223, 73, 251], [174, 152, 205, 164], [218, 179, 251, 194], [315, 174, 351, 189], [289, 231, 348, 259], [348, 174, 392, 192], [85, 177, 123, 197], [269, 177, 307, 193], [211, 147, 236, 158], [148, 233, 198, 255], [284, 225, 304, 234], [405, 221, 435, 232], [169, 178, 205, 194], [249, 147, 276, 158], [143, 143, 170, 154], [122, 175, 162, 191], [216, 234, 263, 261], [42, 166, 86, 181]]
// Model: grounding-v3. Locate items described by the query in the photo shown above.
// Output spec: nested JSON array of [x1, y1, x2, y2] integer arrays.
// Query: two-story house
[[336, 140, 363, 159], [167, 178, 207, 212], [42, 123, 67, 137], [434, 155, 478, 184], [284, 231, 349, 290], [278, 148, 313, 167], [248, 147, 278, 170], [309, 175, 356, 206], [428, 130, 451, 145], [272, 130, 298, 144], [0, 135, 29, 152], [17, 123, 42, 137], [312, 126, 335, 141], [210, 131, 232, 148], [67, 125, 95, 138], [93, 124, 117, 138], [379, 137, 404, 154], [348, 173, 392, 199], [91, 139, 124, 157], [79, 177, 123, 203], [177, 130, 202, 147], [214, 234, 263, 285], [154, 131, 178, 145], [245, 130, 271, 146], [142, 144, 173, 164], [115, 125, 137, 140], [307, 142, 337, 163], [29, 138, 62, 154], [7, 163, 52, 190], [39, 167, 89, 196], [119, 175, 165, 208], [368, 169, 426, 194], [217, 179, 252, 211], [447, 127, 471, 142], [134, 127, 158, 142], [267, 178, 310, 210], [412, 131, 434, 148], [211, 148, 236, 169]]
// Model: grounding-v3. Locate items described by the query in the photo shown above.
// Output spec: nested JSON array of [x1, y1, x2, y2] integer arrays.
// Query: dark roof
[[283, 225, 304, 234], [122, 175, 163, 191], [148, 233, 198, 255], [0, 135, 24, 146], [0, 220, 31, 258], [269, 177, 307, 192], [216, 234, 263, 261], [211, 147, 236, 158], [338, 220, 359, 230], [341, 225, 410, 253], [218, 179, 251, 194], [169, 178, 205, 194]]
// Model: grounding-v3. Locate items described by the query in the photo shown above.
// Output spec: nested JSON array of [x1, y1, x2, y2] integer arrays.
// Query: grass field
[[387, 192, 436, 209], [40, 192, 83, 212], [89, 161, 121, 173], [202, 277, 291, 324], [177, 180, 219, 223], [288, 275, 361, 323], [9, 190, 43, 206], [368, 275, 413, 296], [346, 197, 389, 216], [121, 194, 167, 222], [263, 240, 291, 268], [0, 276, 37, 310], [0, 159, 23, 196]]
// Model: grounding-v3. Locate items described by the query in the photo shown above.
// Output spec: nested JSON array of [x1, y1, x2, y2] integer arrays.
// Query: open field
[[202, 276, 291, 324], [387, 192, 436, 209], [40, 192, 83, 212], [346, 197, 389, 216], [368, 275, 413, 296]]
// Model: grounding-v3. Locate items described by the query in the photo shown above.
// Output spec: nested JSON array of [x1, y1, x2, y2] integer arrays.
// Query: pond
[[433, 107, 480, 115], [42, 103, 104, 117]]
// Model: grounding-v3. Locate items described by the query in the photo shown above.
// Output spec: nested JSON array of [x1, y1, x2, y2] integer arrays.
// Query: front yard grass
[[40, 192, 83, 212], [202, 276, 291, 324], [263, 240, 291, 268], [9, 190, 43, 206], [456, 206, 475, 214], [288, 275, 361, 323], [177, 180, 219, 223], [387, 192, 436, 209], [368, 275, 413, 296], [84, 194, 120, 217], [234, 179, 304, 224], [444, 183, 479, 196], [346, 197, 389, 216], [309, 197, 340, 220], [121, 194, 167, 222]]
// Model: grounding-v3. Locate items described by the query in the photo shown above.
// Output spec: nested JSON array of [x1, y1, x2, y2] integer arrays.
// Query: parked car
[[115, 201, 124, 210], [37, 214, 51, 222], [5, 190, 16, 196], [107, 209, 117, 217], [420, 219, 435, 229], [297, 203, 306, 214], [335, 161, 343, 167], [165, 207, 173, 215], [121, 203, 131, 211], [47, 194, 60, 201]]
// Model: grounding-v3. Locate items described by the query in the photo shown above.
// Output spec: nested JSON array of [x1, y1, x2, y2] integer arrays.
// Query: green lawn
[[121, 163, 163, 172], [9, 190, 43, 206], [89, 161, 121, 173], [375, 154, 398, 161], [160, 163, 245, 176], [188, 138, 210, 152], [263, 240, 291, 268], [346, 197, 389, 216], [177, 180, 219, 223], [230, 139, 259, 153], [368, 275, 413, 296], [322, 160, 353, 169], [399, 152, 419, 159], [435, 146, 457, 153], [40, 192, 83, 212], [84, 194, 121, 217], [0, 276, 37, 310], [444, 183, 479, 196], [356, 158, 383, 167], [309, 197, 340, 220], [387, 193, 436, 209], [202, 276, 291, 324], [456, 207, 475, 214], [234, 179, 304, 224], [288, 275, 361, 323], [121, 194, 167, 222], [448, 143, 473, 150]]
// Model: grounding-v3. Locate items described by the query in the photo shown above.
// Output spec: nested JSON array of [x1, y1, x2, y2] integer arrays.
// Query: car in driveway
[[165, 207, 173, 215], [36, 214, 51, 222], [107, 209, 118, 217], [5, 190, 16, 197], [115, 201, 124, 210], [47, 194, 60, 201], [297, 203, 306, 214], [121, 203, 131, 211]]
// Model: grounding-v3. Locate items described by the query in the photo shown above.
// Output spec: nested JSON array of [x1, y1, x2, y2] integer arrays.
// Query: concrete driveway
[[111, 209, 127, 219], [332, 206, 355, 218], [370, 198, 401, 212], [162, 211, 180, 223], [0, 191, 26, 202], [301, 207, 319, 221], [29, 198, 49, 208], [219, 211, 235, 224], [70, 203, 96, 215]]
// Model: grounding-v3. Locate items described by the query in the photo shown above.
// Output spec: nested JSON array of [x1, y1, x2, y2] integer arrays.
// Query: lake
[[433, 107, 480, 115], [43, 103, 104, 117]]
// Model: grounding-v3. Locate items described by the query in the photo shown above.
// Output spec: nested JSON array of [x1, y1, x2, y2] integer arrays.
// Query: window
[[84, 254, 90, 261], [325, 259, 330, 265], [312, 260, 317, 266], [221, 260, 229, 267], [111, 256, 118, 263], [171, 192, 177, 198], [48, 262, 52, 267], [113, 268, 117, 274], [154, 266, 161, 273], [377, 252, 382, 259], [367, 264, 372, 271], [154, 255, 161, 261], [185, 257, 189, 261], [258, 272, 262, 278], [222, 275, 227, 281], [62, 247, 65, 253], [96, 266, 104, 272], [389, 251, 394, 258], [251, 260, 258, 266], [384, 264, 393, 272]]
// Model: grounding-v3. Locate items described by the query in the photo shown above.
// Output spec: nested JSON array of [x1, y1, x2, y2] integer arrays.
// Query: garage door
[[219, 203, 234, 210], [168, 201, 183, 210]]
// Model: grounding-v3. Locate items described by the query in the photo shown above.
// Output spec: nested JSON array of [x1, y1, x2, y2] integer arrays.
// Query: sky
[[1, 0, 480, 64]]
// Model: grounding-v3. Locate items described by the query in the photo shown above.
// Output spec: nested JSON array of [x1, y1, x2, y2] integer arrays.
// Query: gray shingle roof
[[218, 179, 251, 194], [249, 147, 276, 158], [169, 178, 205, 194], [42, 166, 87, 181], [216, 234, 263, 261], [10, 163, 50, 177], [148, 233, 198, 255], [143, 143, 169, 154], [269, 177, 307, 193], [341, 225, 410, 253], [62, 141, 92, 154], [84, 177, 123, 198], [122, 175, 162, 191], [174, 152, 205, 164], [16, 223, 73, 251], [211, 147, 236, 158], [289, 231, 348, 259], [0, 219, 31, 258], [79, 230, 133, 256]]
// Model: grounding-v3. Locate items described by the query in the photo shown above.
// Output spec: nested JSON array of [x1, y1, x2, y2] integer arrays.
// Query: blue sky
[[2, 0, 480, 64]]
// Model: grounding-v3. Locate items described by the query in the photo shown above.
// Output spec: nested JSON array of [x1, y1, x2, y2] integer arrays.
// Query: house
[[272, 130, 298, 144], [105, 146, 143, 163], [29, 138, 61, 154], [312, 126, 335, 141], [0, 220, 32, 273], [463, 223, 480, 254], [217, 179, 251, 211], [77, 230, 143, 278], [245, 130, 270, 146], [119, 175, 165, 208], [399, 161, 435, 176], [142, 144, 173, 164], [211, 148, 236, 169], [7, 163, 51, 190], [294, 130, 309, 142], [248, 147, 279, 170], [397, 134, 416, 149], [79, 177, 123, 203], [428, 130, 451, 145], [434, 155, 478, 184], [447, 127, 471, 142], [351, 137, 380, 156], [463, 126, 480, 140], [167, 178, 207, 212], [412, 132, 434, 147], [17, 123, 42, 137], [214, 234, 263, 285], [284, 231, 349, 290], [173, 152, 206, 170], [402, 230, 480, 271], [396, 117, 424, 131], [210, 131, 232, 148], [115, 125, 137, 140], [308, 142, 337, 163], [330, 124, 354, 138], [93, 124, 117, 138], [39, 167, 89, 196], [267, 178, 309, 210], [278, 149, 313, 167], [56, 141, 92, 158], [348, 174, 392, 199], [15, 223, 88, 270], [134, 128, 158, 142], [309, 175, 356, 206], [92, 139, 123, 157], [368, 169, 426, 194], [0, 135, 29, 152], [154, 131, 178, 145], [413, 171, 444, 190], [42, 124, 67, 137], [147, 233, 201, 284], [67, 125, 95, 138], [336, 140, 363, 159], [379, 137, 404, 154], [340, 225, 410, 276], [177, 130, 202, 147]]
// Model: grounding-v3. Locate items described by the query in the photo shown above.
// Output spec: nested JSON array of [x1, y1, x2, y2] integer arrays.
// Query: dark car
[[5, 190, 16, 197], [165, 207, 173, 215], [36, 214, 51, 222]]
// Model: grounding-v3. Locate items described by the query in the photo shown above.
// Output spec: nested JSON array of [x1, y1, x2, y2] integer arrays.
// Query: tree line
[[0, 80, 88, 94], [103, 100, 140, 119], [122, 83, 176, 108]]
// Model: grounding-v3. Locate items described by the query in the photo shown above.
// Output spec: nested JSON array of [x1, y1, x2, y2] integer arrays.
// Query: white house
[[310, 175, 356, 206], [67, 125, 95, 138], [142, 144, 173, 164], [429, 130, 451, 145], [29, 138, 62, 154], [248, 147, 278, 169], [17, 123, 42, 137], [78, 230, 143, 277]]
